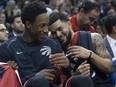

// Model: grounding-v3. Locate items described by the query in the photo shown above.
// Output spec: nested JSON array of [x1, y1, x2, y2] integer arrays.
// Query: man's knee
[[25, 76, 50, 87], [70, 75, 93, 87]]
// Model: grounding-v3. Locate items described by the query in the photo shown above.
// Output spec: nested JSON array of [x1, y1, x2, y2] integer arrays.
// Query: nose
[[43, 28, 48, 33], [56, 31, 61, 37], [5, 30, 8, 35], [43, 26, 48, 33]]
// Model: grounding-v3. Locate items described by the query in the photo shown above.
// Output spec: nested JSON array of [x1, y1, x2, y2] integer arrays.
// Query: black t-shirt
[[64, 31, 114, 87], [0, 36, 63, 84]]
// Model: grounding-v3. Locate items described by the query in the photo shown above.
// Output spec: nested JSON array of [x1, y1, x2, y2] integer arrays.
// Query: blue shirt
[[0, 36, 63, 84]]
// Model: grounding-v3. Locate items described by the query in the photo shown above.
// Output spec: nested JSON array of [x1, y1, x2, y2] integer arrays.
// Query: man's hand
[[36, 69, 57, 82], [74, 61, 90, 76], [7, 61, 18, 70], [49, 53, 69, 68], [67, 46, 91, 59]]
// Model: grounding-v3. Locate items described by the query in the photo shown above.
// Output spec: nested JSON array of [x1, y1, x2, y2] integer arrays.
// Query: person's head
[[21, 1, 48, 43], [107, 9, 116, 16], [77, 1, 100, 27], [104, 16, 116, 35], [10, 15, 24, 34], [0, 24, 8, 43], [0, 11, 6, 24], [78, 15, 91, 30], [49, 12, 74, 46], [110, 0, 116, 11]]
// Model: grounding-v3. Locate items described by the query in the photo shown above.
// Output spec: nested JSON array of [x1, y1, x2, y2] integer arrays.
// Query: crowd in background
[[0, 0, 116, 36]]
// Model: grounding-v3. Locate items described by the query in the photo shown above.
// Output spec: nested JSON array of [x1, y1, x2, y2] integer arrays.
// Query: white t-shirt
[[106, 35, 116, 58]]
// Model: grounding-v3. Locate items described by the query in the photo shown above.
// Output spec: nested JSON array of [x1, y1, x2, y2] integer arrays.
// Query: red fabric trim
[[71, 32, 78, 46], [65, 76, 74, 87]]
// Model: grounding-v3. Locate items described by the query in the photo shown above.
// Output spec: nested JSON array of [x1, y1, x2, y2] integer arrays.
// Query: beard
[[61, 28, 72, 50], [14, 28, 24, 34], [80, 23, 91, 31]]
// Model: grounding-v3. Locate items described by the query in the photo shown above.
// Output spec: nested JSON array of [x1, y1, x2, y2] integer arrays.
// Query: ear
[[79, 8, 85, 14], [25, 21, 31, 29], [11, 23, 14, 29], [113, 26, 116, 32], [67, 21, 71, 27]]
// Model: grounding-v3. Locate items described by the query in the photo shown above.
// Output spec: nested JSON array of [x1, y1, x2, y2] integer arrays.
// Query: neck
[[22, 32, 34, 43], [62, 31, 75, 51], [71, 31, 75, 41], [76, 13, 80, 26], [0, 40, 5, 45], [109, 33, 116, 40], [13, 30, 23, 36]]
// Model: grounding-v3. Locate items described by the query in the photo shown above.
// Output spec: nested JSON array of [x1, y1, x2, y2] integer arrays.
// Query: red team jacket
[[69, 15, 95, 32], [0, 63, 22, 87]]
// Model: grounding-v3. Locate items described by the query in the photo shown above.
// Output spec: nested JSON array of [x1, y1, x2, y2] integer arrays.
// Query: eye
[[0, 28, 6, 32], [39, 23, 48, 28], [57, 27, 63, 31], [51, 31, 56, 35]]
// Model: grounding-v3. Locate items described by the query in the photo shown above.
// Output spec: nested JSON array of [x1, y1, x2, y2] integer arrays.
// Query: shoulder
[[43, 37, 63, 53], [91, 33, 104, 45], [90, 33, 107, 51], [90, 33, 104, 49], [91, 33, 103, 41], [44, 37, 61, 46], [69, 15, 76, 22], [1, 36, 19, 48]]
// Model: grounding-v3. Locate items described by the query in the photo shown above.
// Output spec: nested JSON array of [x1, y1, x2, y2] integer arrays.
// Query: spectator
[[58, 3, 68, 16], [0, 24, 8, 45], [5, 0, 16, 23], [95, 0, 108, 18], [0, 0, 7, 11], [0, 2, 94, 87], [107, 9, 116, 16], [49, 12, 114, 87], [0, 11, 6, 24], [104, 16, 116, 58], [8, 15, 24, 38], [69, 1, 100, 32]]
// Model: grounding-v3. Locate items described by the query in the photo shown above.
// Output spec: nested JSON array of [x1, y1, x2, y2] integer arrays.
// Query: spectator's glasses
[[0, 28, 7, 32]]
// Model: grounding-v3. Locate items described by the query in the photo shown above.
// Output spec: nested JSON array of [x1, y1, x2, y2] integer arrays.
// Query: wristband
[[88, 51, 93, 59]]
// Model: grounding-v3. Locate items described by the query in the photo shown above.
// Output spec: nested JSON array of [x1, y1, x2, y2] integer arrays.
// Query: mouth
[[58, 36, 66, 43], [40, 35, 48, 41]]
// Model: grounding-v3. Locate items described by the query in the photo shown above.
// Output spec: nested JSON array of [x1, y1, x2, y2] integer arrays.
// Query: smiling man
[[49, 12, 114, 87], [0, 2, 70, 87]]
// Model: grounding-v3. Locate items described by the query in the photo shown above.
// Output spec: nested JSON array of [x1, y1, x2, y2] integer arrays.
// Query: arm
[[90, 33, 114, 73], [67, 33, 114, 74]]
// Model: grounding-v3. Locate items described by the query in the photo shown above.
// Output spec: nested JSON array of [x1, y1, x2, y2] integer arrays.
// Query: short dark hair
[[10, 15, 21, 23], [49, 12, 69, 26], [104, 16, 116, 34], [78, 1, 100, 13], [21, 1, 47, 24]]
